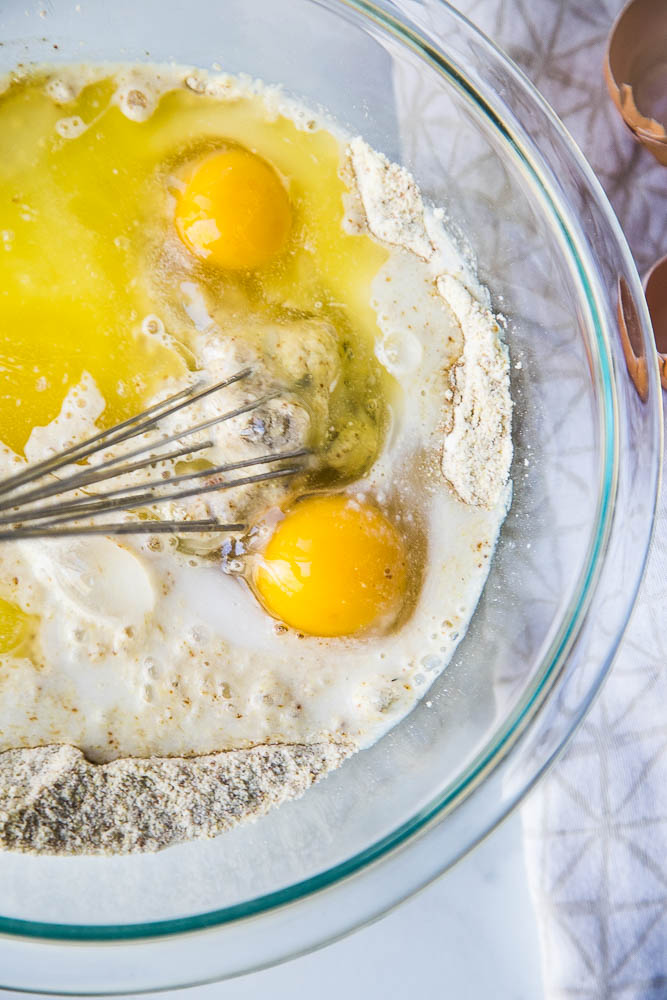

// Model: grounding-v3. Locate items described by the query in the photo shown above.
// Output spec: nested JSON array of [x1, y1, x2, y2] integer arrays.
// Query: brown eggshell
[[618, 276, 649, 400], [644, 255, 667, 389], [604, 0, 667, 165]]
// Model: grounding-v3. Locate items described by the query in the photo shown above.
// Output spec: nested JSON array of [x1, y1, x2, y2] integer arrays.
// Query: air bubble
[[116, 85, 156, 122], [142, 314, 165, 338], [223, 558, 244, 575], [185, 75, 206, 94], [144, 656, 159, 679], [190, 625, 209, 644], [45, 79, 76, 104], [375, 329, 423, 377], [55, 116, 87, 139]]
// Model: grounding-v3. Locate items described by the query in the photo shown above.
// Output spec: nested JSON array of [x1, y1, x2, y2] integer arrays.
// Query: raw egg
[[252, 494, 408, 637], [175, 148, 291, 269]]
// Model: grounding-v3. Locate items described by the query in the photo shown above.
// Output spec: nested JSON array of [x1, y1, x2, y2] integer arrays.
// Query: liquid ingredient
[[253, 494, 408, 637], [175, 148, 291, 269], [0, 69, 391, 457]]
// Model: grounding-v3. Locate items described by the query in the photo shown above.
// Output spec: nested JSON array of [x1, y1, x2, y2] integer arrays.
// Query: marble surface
[[0, 812, 544, 1000]]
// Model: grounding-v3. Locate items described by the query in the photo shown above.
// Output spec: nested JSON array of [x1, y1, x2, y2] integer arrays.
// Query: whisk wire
[[0, 385, 280, 515], [0, 368, 252, 501], [3, 448, 308, 528], [0, 520, 247, 542], [0, 439, 215, 515], [36, 465, 302, 529], [0, 369, 308, 541]]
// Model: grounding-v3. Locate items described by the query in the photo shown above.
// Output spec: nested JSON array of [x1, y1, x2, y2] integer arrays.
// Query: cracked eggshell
[[644, 254, 667, 389], [604, 0, 667, 165]]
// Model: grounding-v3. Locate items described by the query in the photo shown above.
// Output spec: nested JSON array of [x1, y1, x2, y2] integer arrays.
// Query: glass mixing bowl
[[0, 0, 661, 992]]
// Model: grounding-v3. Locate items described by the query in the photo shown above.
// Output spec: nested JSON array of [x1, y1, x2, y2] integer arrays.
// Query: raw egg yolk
[[253, 494, 408, 638], [174, 148, 291, 269], [0, 597, 30, 654]]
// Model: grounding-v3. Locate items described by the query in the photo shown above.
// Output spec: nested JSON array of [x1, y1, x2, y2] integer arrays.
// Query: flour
[[348, 138, 513, 509], [437, 276, 512, 508], [347, 138, 434, 260], [0, 741, 353, 854]]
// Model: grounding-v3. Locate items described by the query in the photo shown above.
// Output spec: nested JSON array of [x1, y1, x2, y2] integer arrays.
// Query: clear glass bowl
[[0, 0, 661, 992]]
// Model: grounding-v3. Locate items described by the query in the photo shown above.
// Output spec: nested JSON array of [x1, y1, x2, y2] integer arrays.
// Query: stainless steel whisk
[[0, 368, 308, 541]]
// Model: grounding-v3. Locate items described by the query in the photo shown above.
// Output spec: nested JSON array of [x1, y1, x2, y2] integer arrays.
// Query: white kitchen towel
[[458, 1, 667, 996], [397, 0, 666, 995]]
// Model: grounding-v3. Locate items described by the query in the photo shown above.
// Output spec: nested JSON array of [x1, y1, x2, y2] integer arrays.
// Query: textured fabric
[[454, 1, 667, 997], [394, 0, 665, 994]]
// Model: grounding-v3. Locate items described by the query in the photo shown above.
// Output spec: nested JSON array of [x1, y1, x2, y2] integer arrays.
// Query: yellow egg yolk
[[175, 148, 291, 269], [0, 597, 31, 654], [253, 494, 408, 638]]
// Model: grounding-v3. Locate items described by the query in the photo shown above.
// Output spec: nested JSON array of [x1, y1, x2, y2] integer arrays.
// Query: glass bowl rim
[[0, 0, 660, 946]]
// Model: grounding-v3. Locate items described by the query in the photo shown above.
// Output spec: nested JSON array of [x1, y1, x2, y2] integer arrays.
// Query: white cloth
[[455, 1, 667, 996], [397, 0, 666, 995]]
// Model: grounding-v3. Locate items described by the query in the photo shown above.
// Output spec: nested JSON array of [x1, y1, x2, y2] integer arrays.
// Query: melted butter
[[0, 69, 391, 464], [0, 75, 185, 452]]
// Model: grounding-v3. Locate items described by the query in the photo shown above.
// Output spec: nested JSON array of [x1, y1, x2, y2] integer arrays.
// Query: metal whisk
[[0, 368, 308, 541]]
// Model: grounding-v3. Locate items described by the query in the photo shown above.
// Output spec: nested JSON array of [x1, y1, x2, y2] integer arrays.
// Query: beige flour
[[347, 139, 512, 510], [436, 275, 512, 508], [0, 741, 352, 855]]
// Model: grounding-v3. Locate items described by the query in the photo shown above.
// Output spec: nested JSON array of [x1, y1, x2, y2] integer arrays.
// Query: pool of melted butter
[[0, 67, 392, 461]]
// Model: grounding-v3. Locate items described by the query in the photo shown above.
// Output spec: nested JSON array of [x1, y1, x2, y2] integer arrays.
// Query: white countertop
[[206, 812, 544, 1000], [0, 811, 544, 1000]]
